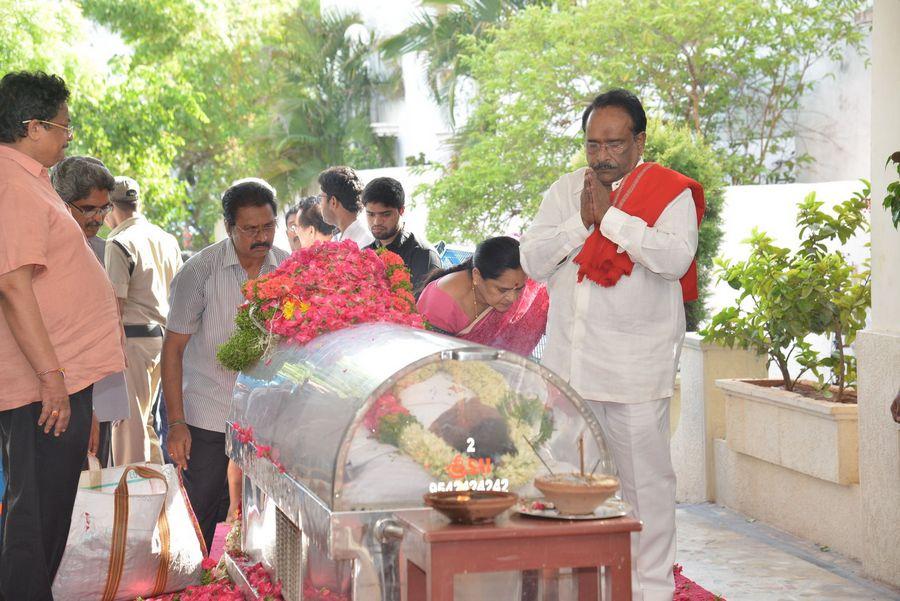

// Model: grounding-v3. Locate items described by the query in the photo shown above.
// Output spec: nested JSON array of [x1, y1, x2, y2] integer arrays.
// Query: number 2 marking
[[466, 437, 475, 453]]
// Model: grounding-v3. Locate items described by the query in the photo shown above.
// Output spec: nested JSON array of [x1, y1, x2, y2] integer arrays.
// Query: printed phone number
[[428, 478, 510, 493]]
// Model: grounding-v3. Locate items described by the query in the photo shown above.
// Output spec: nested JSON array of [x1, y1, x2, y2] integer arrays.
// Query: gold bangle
[[36, 367, 65, 379]]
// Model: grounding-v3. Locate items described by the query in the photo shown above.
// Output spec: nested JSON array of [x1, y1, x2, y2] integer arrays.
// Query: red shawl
[[573, 162, 705, 302]]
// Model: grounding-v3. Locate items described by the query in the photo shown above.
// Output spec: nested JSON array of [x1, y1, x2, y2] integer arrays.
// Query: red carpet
[[674, 564, 723, 600]]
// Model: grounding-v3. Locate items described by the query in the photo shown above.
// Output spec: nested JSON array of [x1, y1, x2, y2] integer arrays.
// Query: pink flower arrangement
[[218, 241, 424, 372], [245, 241, 423, 345]]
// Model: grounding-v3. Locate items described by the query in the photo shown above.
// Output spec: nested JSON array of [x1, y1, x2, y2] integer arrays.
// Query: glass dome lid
[[231, 323, 616, 512]]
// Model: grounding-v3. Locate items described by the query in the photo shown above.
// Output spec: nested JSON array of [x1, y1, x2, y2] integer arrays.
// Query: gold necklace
[[472, 278, 488, 313]]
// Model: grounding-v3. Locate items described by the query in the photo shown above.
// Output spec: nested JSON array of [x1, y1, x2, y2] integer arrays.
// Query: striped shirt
[[167, 238, 289, 432]]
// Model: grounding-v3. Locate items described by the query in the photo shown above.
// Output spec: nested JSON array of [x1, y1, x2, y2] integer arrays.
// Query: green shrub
[[701, 185, 870, 402]]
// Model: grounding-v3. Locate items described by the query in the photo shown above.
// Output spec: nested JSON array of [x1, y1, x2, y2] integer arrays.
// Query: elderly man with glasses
[[51, 155, 114, 262], [0, 71, 125, 600], [162, 178, 288, 551], [100, 176, 183, 467], [51, 155, 131, 468], [521, 89, 705, 601]]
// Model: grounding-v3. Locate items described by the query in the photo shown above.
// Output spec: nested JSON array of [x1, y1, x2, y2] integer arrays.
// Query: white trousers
[[586, 397, 676, 601]]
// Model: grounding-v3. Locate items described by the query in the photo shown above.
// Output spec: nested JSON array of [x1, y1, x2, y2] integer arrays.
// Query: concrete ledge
[[716, 379, 859, 485], [714, 438, 863, 561]]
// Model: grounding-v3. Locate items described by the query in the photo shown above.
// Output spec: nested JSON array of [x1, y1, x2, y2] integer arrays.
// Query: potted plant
[[701, 185, 870, 485]]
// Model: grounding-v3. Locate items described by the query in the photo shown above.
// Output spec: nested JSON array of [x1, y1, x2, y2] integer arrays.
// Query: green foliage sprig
[[884, 151, 900, 229]]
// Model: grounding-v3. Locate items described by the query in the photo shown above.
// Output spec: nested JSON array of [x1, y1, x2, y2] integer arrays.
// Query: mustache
[[591, 161, 618, 171], [251, 242, 271, 249]]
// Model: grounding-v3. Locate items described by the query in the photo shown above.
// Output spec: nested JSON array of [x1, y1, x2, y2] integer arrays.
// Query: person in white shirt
[[521, 89, 704, 601], [317, 165, 374, 249]]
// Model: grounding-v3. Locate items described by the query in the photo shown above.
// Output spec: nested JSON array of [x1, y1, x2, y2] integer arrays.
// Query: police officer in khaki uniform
[[105, 176, 183, 464]]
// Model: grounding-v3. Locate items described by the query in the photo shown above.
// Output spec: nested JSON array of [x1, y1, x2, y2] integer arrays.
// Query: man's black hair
[[581, 88, 647, 135], [0, 71, 70, 143], [222, 178, 277, 225], [362, 177, 405, 211], [317, 166, 363, 214]]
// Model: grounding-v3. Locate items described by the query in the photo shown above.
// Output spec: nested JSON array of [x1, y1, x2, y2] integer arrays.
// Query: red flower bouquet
[[218, 241, 424, 371]]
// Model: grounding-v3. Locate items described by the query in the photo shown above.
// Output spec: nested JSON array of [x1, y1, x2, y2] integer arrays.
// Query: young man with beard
[[0, 71, 125, 600], [162, 178, 288, 551], [521, 89, 704, 601], [363, 177, 441, 293]]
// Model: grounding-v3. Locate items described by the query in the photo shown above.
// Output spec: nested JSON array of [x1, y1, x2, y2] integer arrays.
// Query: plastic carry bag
[[52, 459, 206, 601]]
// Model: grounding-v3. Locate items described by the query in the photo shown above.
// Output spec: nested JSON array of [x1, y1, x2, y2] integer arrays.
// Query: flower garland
[[137, 557, 283, 601], [232, 422, 286, 474], [218, 241, 424, 372], [366, 364, 554, 489]]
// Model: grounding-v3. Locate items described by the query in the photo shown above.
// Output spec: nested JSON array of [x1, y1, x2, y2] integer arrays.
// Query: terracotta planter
[[716, 379, 859, 485], [533, 473, 620, 515]]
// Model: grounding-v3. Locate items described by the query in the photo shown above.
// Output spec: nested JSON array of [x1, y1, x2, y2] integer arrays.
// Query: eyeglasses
[[584, 139, 632, 155], [67, 202, 112, 217], [234, 222, 277, 237], [22, 119, 74, 137]]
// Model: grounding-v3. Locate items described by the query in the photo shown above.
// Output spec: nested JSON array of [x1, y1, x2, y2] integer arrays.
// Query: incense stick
[[578, 433, 585, 478], [588, 457, 603, 477], [523, 435, 555, 476]]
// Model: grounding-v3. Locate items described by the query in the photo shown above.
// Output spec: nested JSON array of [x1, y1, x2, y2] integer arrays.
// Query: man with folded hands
[[521, 89, 704, 601]]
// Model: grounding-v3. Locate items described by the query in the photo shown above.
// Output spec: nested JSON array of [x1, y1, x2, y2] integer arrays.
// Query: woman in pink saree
[[416, 236, 549, 356]]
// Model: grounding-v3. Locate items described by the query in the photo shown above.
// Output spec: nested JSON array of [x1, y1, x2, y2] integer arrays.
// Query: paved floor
[[677, 504, 900, 601]]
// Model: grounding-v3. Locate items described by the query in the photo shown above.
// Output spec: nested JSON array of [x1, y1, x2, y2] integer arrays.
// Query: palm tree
[[261, 7, 401, 199], [380, 0, 549, 122]]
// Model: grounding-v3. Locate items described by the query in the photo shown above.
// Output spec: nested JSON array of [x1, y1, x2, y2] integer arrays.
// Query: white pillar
[[856, 0, 900, 587]]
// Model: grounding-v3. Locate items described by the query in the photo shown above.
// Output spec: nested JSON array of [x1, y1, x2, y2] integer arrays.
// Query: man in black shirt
[[363, 177, 441, 295]]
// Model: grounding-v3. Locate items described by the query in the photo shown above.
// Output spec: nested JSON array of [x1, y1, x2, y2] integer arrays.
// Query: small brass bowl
[[423, 491, 518, 525]]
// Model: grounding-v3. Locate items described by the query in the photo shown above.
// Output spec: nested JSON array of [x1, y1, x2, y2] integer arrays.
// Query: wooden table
[[399, 510, 641, 601]]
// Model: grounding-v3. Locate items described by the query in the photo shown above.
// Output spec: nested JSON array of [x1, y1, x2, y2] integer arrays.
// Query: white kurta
[[520, 165, 698, 403], [522, 164, 699, 601], [335, 213, 375, 249]]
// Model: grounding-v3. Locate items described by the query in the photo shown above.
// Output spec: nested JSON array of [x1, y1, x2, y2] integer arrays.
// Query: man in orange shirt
[[0, 71, 125, 600]]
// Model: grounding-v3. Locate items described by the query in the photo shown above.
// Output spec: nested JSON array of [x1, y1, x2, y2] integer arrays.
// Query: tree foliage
[[424, 0, 866, 186], [258, 6, 400, 199], [380, 0, 549, 122], [79, 0, 298, 246], [3, 0, 400, 246]]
